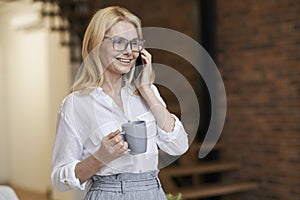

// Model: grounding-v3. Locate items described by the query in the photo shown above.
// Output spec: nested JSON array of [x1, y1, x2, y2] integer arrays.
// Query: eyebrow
[[106, 36, 140, 41]]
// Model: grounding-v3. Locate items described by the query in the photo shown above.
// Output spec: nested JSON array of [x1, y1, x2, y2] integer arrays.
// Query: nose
[[123, 43, 132, 54]]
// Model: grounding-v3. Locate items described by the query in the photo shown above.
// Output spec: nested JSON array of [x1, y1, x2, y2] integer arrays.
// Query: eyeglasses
[[104, 36, 145, 52]]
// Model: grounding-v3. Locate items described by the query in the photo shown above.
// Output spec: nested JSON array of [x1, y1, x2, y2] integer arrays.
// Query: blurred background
[[0, 0, 299, 200]]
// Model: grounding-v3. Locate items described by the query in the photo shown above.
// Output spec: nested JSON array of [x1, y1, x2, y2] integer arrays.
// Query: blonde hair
[[72, 6, 153, 94]]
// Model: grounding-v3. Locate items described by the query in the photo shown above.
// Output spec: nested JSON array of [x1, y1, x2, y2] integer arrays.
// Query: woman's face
[[100, 20, 140, 76]]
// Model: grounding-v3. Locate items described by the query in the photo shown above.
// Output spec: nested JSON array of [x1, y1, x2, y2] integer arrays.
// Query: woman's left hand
[[135, 49, 152, 90]]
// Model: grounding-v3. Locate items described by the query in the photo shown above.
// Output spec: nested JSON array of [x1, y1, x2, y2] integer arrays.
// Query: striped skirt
[[84, 170, 167, 200]]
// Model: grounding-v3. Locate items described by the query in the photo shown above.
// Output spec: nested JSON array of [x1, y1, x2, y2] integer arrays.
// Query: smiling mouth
[[116, 58, 132, 64]]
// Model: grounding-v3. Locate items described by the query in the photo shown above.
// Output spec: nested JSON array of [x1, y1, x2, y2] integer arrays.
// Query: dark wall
[[216, 0, 300, 199]]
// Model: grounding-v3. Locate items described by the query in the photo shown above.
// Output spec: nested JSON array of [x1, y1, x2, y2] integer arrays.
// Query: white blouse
[[51, 84, 189, 192]]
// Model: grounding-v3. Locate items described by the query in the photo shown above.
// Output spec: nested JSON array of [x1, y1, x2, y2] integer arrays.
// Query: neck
[[102, 73, 123, 94]]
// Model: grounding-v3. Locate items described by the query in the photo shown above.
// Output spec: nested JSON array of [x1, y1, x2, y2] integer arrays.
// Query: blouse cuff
[[60, 160, 87, 190], [157, 114, 182, 141]]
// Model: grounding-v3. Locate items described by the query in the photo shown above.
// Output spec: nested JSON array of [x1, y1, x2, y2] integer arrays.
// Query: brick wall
[[216, 0, 300, 199]]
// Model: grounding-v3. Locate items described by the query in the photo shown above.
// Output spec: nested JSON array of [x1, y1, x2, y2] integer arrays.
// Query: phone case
[[134, 54, 144, 79]]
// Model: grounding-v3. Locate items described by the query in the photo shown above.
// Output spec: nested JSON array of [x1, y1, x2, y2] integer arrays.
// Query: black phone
[[134, 54, 144, 79]]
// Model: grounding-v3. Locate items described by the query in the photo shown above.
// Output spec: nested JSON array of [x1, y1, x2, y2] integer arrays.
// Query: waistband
[[90, 170, 161, 193]]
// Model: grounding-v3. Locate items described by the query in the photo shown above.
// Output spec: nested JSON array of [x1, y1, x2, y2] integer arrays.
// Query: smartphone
[[134, 54, 144, 79]]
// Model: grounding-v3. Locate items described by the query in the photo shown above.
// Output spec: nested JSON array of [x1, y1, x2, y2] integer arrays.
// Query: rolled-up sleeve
[[156, 114, 189, 155], [51, 99, 89, 191], [151, 85, 189, 156]]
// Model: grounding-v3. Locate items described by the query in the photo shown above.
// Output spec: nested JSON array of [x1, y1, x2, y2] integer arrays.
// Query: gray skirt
[[84, 170, 167, 200]]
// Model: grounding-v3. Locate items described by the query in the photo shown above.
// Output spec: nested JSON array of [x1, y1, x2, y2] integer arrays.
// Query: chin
[[116, 64, 133, 74], [121, 68, 132, 75]]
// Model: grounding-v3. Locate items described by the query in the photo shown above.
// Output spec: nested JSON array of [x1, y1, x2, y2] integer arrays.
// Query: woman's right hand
[[93, 130, 128, 165]]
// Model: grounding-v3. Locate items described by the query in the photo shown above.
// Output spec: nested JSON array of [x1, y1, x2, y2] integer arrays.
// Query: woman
[[51, 6, 189, 200]]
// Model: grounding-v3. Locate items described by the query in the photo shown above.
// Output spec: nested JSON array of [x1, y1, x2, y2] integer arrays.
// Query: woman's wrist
[[92, 151, 108, 168], [75, 155, 104, 184], [92, 153, 106, 168], [138, 85, 152, 97]]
